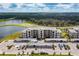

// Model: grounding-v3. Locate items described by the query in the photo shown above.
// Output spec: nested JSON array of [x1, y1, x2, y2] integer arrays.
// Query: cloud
[[0, 3, 79, 12], [55, 3, 74, 9], [20, 3, 46, 9], [19, 3, 50, 12], [0, 4, 10, 9]]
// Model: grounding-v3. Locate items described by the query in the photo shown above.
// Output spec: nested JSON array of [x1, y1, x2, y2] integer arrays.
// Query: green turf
[[0, 53, 73, 56], [0, 54, 17, 56], [0, 19, 7, 22]]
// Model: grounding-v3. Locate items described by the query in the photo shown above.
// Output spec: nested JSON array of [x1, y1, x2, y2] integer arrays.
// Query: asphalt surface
[[0, 40, 79, 56]]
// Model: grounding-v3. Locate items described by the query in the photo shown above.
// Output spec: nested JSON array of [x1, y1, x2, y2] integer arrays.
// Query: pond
[[0, 20, 26, 38], [0, 20, 25, 25], [0, 26, 25, 38]]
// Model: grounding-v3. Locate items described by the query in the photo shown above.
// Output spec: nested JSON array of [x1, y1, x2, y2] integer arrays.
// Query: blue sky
[[0, 3, 79, 12]]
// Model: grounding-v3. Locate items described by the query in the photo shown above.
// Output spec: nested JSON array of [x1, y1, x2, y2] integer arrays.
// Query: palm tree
[[53, 52, 56, 56], [68, 52, 71, 56], [52, 44, 56, 50], [17, 52, 20, 56], [2, 52, 5, 55], [61, 31, 71, 42]]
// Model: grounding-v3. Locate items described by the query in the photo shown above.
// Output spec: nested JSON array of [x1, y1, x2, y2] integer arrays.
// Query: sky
[[0, 3, 79, 12]]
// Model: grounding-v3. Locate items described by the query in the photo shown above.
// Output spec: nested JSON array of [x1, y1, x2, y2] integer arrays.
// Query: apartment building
[[68, 28, 79, 38], [20, 27, 62, 40]]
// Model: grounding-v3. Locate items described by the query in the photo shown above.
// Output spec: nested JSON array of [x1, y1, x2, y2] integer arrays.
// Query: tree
[[61, 32, 71, 42], [53, 52, 56, 56], [76, 44, 79, 49], [31, 51, 34, 55], [52, 44, 56, 50], [68, 52, 71, 56], [6, 45, 13, 50], [17, 52, 20, 56], [2, 52, 5, 55]]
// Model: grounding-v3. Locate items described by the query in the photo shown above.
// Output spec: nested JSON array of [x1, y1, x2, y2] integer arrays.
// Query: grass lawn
[[29, 54, 72, 56], [0, 54, 17, 56], [0, 32, 21, 43], [0, 22, 39, 27], [0, 19, 8, 22], [0, 54, 72, 56]]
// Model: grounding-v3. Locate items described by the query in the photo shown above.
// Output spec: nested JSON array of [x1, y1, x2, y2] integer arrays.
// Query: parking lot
[[0, 40, 79, 56]]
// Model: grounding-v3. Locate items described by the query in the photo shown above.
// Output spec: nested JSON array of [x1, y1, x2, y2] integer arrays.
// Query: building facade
[[20, 27, 62, 40], [68, 28, 79, 39], [19, 27, 79, 40]]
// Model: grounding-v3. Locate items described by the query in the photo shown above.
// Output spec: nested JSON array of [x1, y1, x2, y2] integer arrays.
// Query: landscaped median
[[29, 51, 72, 56], [0, 53, 72, 56]]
